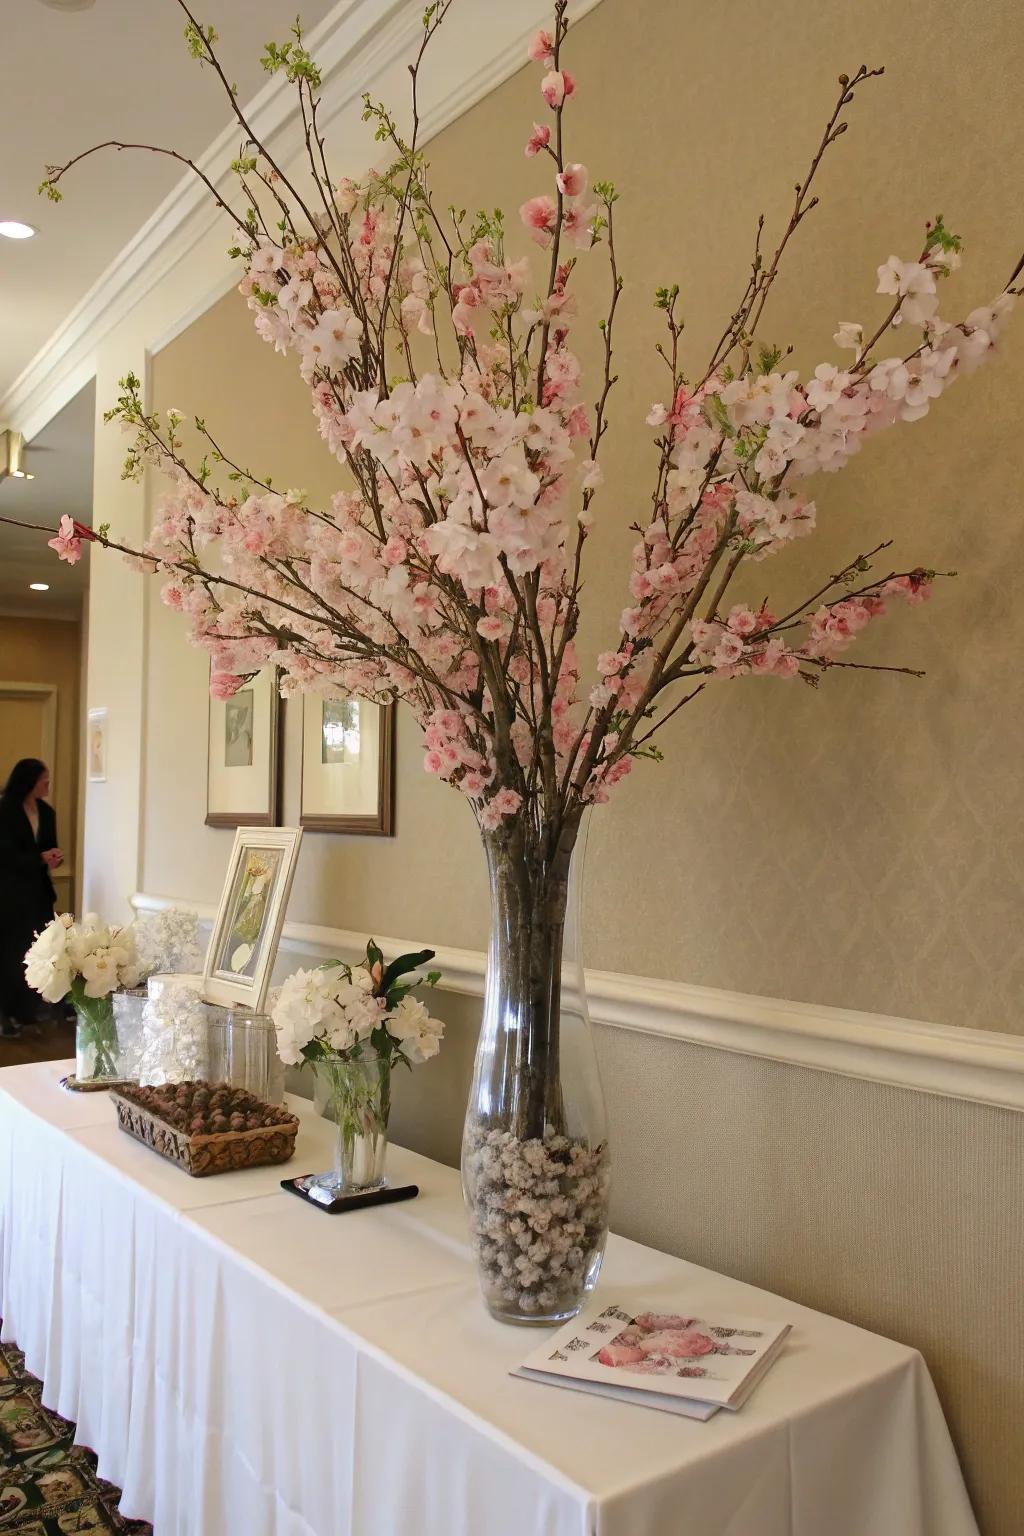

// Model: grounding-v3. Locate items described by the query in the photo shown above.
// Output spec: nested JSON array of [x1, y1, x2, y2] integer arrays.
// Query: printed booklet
[[514, 1300, 792, 1418]]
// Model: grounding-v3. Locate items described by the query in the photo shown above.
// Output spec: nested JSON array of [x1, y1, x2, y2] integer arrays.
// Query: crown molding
[[131, 890, 1024, 1115], [1, 0, 606, 441]]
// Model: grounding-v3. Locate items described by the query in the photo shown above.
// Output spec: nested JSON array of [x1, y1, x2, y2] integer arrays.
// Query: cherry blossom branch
[[703, 64, 885, 383], [40, 141, 251, 238], [630, 682, 707, 750], [173, 0, 351, 295], [533, 0, 570, 404], [806, 657, 926, 677]]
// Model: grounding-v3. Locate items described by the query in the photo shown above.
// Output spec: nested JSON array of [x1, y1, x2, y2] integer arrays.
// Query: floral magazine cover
[[517, 1301, 792, 1410]]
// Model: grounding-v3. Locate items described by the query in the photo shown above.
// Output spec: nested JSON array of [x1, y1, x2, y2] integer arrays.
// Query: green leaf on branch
[[380, 947, 436, 994], [924, 213, 963, 261], [184, 19, 217, 60]]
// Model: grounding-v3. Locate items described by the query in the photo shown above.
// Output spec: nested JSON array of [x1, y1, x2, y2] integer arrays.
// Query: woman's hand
[[42, 848, 65, 870]]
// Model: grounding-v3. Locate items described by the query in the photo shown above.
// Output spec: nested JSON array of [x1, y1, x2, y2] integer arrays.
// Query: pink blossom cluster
[[47, 514, 94, 565], [689, 575, 933, 679]]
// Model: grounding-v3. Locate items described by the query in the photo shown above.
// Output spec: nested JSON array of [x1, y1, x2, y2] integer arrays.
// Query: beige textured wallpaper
[[147, 0, 1024, 1033]]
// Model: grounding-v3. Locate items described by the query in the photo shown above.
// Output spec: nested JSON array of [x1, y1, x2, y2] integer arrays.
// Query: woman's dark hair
[[1, 758, 48, 805]]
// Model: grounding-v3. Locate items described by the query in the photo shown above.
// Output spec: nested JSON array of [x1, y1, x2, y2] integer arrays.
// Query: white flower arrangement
[[24, 907, 200, 1006], [270, 940, 444, 1071]]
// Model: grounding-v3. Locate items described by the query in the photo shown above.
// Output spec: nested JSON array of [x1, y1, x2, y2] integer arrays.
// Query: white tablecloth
[[0, 1061, 978, 1536]]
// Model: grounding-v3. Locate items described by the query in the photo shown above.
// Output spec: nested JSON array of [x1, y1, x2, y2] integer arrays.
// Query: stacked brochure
[[513, 1300, 792, 1420]]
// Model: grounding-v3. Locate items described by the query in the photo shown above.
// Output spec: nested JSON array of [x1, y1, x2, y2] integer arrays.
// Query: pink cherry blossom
[[524, 122, 552, 158], [833, 321, 863, 351], [561, 204, 595, 249], [210, 671, 247, 700], [540, 70, 574, 109], [805, 363, 852, 412], [519, 195, 558, 247], [527, 29, 555, 66], [47, 515, 83, 565], [556, 163, 588, 199]]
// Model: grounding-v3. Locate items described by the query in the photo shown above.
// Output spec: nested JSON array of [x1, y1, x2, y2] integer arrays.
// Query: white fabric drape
[[0, 1062, 978, 1536]]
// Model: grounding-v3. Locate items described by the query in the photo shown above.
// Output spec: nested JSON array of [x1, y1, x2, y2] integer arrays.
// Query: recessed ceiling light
[[30, 583, 50, 592], [0, 221, 36, 240]]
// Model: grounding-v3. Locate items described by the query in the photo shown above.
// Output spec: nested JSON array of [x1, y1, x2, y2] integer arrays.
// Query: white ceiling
[[0, 381, 95, 618], [0, 0, 337, 403], [0, 0, 338, 621]]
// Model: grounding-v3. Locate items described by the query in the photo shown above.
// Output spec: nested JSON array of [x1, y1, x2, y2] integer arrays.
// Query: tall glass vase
[[74, 994, 124, 1084], [462, 813, 610, 1325], [311, 1054, 391, 1195]]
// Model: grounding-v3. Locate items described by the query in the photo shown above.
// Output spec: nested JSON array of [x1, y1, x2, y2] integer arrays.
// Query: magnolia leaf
[[380, 947, 436, 993]]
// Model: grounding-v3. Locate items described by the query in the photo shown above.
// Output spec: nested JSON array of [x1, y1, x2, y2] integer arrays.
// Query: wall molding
[[1, 0, 605, 441], [131, 890, 1024, 1115]]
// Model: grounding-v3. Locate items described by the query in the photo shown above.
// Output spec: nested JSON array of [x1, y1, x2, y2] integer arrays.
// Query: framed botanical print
[[203, 826, 303, 1011], [300, 693, 395, 836], [206, 665, 280, 827]]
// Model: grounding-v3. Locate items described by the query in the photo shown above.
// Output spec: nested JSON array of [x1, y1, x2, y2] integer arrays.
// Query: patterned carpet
[[0, 1329, 152, 1534]]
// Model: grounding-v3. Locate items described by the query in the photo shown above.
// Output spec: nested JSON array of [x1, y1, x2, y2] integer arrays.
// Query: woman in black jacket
[[0, 758, 64, 1037]]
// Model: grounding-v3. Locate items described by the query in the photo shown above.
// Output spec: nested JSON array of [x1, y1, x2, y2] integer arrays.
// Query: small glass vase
[[74, 994, 124, 1084], [462, 813, 610, 1326], [311, 1053, 391, 1195]]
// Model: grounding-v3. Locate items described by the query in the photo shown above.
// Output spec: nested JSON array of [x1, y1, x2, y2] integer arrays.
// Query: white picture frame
[[87, 707, 108, 782], [202, 826, 303, 1012]]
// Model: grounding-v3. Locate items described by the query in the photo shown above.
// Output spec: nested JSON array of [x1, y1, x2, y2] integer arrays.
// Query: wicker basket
[[110, 1084, 299, 1177]]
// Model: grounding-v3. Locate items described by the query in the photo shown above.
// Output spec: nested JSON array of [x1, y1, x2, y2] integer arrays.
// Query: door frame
[[0, 681, 58, 784]]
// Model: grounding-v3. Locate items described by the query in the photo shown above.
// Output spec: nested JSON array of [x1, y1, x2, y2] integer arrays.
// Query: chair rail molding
[[0, 0, 606, 441], [131, 891, 1024, 1114]]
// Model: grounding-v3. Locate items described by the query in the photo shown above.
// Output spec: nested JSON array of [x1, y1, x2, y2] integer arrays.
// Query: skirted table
[[0, 1061, 978, 1536]]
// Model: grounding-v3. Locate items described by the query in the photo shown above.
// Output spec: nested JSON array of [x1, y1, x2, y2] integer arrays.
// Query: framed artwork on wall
[[206, 665, 280, 827], [87, 707, 108, 783], [203, 825, 303, 1011], [300, 693, 395, 836]]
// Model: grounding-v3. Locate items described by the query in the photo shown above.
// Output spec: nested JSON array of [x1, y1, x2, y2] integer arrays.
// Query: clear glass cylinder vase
[[74, 994, 124, 1084], [312, 1053, 391, 1195], [462, 813, 610, 1325]]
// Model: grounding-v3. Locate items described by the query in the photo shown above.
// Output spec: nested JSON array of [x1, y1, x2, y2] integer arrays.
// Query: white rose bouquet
[[24, 907, 199, 1081], [271, 941, 444, 1191]]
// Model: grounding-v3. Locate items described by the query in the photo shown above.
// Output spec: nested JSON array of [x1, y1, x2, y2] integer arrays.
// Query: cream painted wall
[[0, 615, 82, 910], [82, 0, 1024, 1530], [82, 345, 149, 923]]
